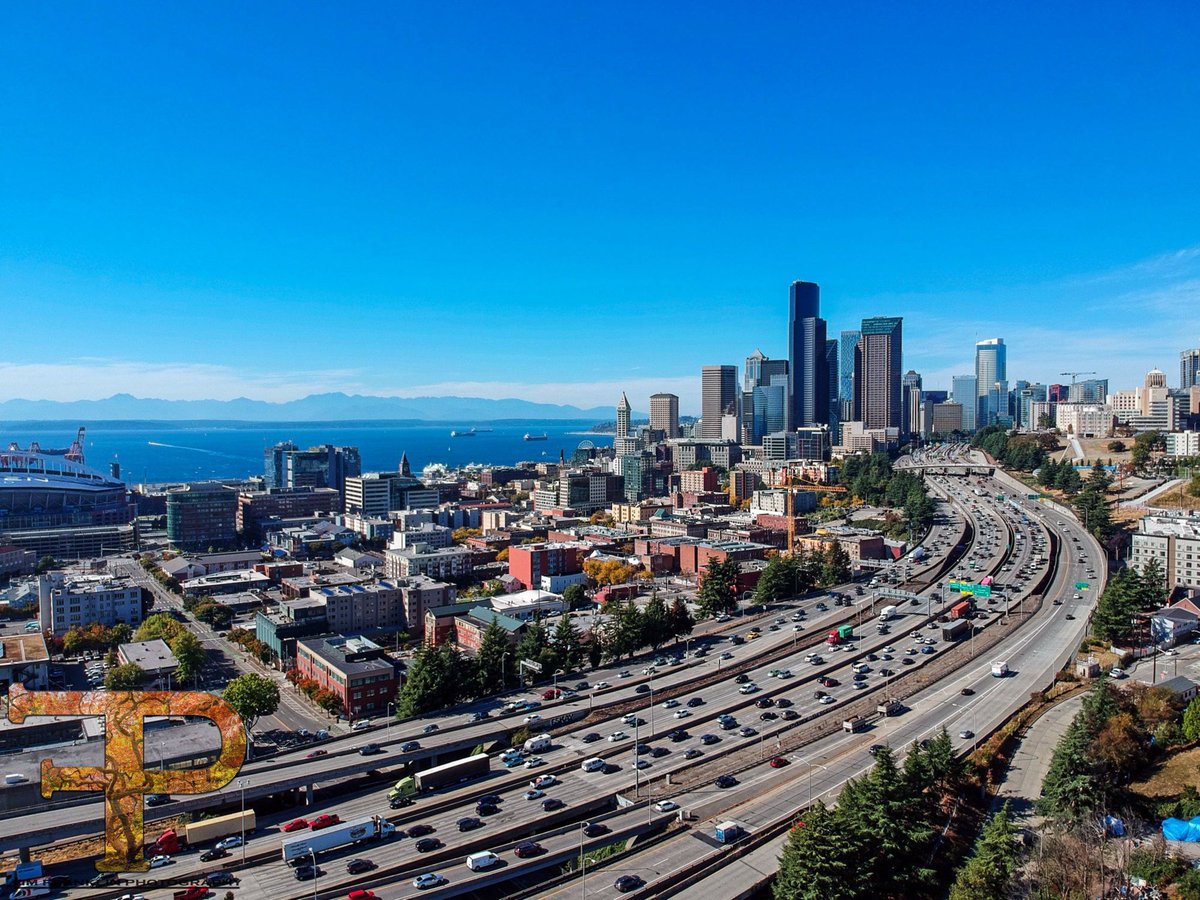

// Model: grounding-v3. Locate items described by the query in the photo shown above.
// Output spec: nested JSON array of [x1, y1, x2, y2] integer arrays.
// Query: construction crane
[[1059, 371, 1097, 388], [779, 467, 847, 556]]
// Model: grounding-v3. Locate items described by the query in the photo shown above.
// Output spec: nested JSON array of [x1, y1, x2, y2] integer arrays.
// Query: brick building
[[295, 635, 398, 720]]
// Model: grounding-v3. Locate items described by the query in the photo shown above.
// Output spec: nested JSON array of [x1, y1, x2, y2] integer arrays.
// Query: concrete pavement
[[992, 692, 1084, 827]]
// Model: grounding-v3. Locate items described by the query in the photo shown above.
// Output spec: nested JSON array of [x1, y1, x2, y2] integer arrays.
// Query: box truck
[[991, 660, 1009, 677], [281, 815, 395, 863], [714, 821, 744, 843]]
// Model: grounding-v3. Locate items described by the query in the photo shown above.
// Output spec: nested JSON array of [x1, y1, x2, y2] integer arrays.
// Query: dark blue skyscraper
[[788, 281, 829, 429]]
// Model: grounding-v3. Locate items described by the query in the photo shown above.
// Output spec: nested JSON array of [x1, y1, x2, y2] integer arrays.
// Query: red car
[[173, 888, 210, 900], [514, 840, 543, 858], [347, 892, 378, 900], [282, 818, 309, 833], [769, 756, 789, 769], [310, 814, 341, 830], [541, 688, 560, 700], [306, 749, 328, 759]]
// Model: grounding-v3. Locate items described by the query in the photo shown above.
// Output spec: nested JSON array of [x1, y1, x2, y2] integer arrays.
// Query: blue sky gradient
[[2, 3, 1198, 412]]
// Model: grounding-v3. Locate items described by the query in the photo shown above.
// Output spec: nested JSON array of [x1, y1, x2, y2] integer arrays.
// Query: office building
[[853, 317, 903, 431], [295, 635, 398, 720], [1165, 432, 1200, 457], [384, 542, 473, 580], [838, 330, 860, 424], [951, 375, 977, 433], [902, 370, 922, 437], [1068, 379, 1109, 404], [1015, 383, 1048, 430], [649, 393, 680, 439], [344, 471, 434, 517], [974, 338, 1006, 428], [166, 482, 237, 552], [507, 541, 589, 590], [1182, 347, 1200, 390], [931, 402, 965, 435], [742, 350, 789, 444], [236, 486, 341, 538], [826, 340, 840, 435], [37, 571, 145, 635], [1055, 403, 1114, 438], [788, 281, 829, 429], [117, 640, 178, 688], [263, 442, 298, 490], [265, 443, 362, 498], [616, 392, 631, 439], [700, 365, 739, 440]]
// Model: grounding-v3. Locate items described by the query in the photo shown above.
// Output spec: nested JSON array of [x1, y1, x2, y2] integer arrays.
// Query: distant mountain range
[[0, 392, 640, 422]]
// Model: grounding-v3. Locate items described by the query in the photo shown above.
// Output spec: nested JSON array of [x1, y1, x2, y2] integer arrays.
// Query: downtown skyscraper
[[700, 365, 739, 440], [975, 338, 1007, 429], [853, 317, 903, 431], [788, 281, 829, 430]]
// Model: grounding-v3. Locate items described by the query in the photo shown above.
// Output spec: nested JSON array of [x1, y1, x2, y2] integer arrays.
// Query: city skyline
[[3, 6, 1200, 410]]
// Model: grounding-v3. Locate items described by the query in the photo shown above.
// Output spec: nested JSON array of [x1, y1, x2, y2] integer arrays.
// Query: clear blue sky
[[3, 2, 1199, 412]]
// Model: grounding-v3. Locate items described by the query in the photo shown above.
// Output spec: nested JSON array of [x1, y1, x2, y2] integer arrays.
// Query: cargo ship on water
[[523, 433, 548, 441], [450, 428, 477, 437]]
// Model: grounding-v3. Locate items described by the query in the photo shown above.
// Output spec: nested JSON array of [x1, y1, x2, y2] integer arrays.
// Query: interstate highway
[[64, 472, 1051, 900], [1, 487, 974, 856]]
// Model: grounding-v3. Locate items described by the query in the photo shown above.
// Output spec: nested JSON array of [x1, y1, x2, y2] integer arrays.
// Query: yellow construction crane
[[778, 467, 847, 556]]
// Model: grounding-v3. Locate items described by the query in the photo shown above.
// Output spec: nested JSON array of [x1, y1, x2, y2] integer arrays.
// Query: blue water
[[0, 421, 613, 484]]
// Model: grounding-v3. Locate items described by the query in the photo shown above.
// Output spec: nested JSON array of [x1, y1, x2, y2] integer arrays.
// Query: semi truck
[[152, 810, 257, 854], [826, 624, 854, 646], [879, 606, 897, 622], [843, 716, 867, 733], [414, 752, 490, 792], [949, 600, 973, 620], [941, 619, 970, 642], [281, 815, 395, 863]]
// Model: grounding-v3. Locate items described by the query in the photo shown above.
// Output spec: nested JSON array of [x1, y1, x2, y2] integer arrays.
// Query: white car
[[738, 683, 758, 694], [351, 719, 371, 731], [148, 854, 172, 868], [776, 669, 792, 678], [523, 788, 544, 800], [524, 714, 542, 724], [661, 699, 679, 709], [413, 873, 446, 890], [215, 835, 242, 849], [819, 695, 836, 705], [654, 800, 679, 812], [524, 756, 545, 768], [674, 709, 690, 719], [594, 681, 611, 689], [716, 614, 732, 622], [609, 731, 628, 742], [531, 774, 557, 788]]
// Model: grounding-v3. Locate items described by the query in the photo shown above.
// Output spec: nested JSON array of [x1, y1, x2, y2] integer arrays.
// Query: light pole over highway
[[238, 778, 247, 864]]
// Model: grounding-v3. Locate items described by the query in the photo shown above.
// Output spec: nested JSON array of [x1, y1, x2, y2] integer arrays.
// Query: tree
[[562, 583, 588, 610], [754, 554, 793, 605], [551, 613, 583, 672], [395, 644, 470, 717], [1183, 696, 1200, 742], [697, 557, 739, 617], [475, 619, 513, 694], [668, 597, 695, 642], [451, 527, 482, 544], [949, 803, 1021, 900], [516, 612, 548, 667], [170, 631, 207, 684], [135, 612, 185, 644], [105, 663, 147, 691], [223, 673, 281, 735], [774, 802, 859, 900], [822, 542, 852, 586], [641, 592, 671, 649], [1038, 706, 1107, 825], [35, 555, 56, 574]]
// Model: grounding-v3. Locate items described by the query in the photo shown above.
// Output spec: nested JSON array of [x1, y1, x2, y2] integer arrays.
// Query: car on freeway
[[701, 733, 720, 745], [347, 891, 377, 900], [760, 711, 778, 721], [346, 858, 376, 875], [172, 888, 208, 900], [524, 756, 545, 768], [310, 814, 341, 830], [408, 823, 435, 837], [582, 821, 608, 837], [306, 749, 327, 758], [293, 865, 321, 881], [769, 756, 789, 768], [820, 695, 836, 705], [413, 874, 446, 890], [609, 731, 628, 742], [476, 802, 499, 816], [205, 872, 239, 888], [684, 748, 703, 759], [594, 680, 611, 689], [755, 697, 775, 708], [352, 719, 371, 731], [714, 774, 738, 788], [423, 723, 440, 734], [959, 730, 975, 740], [514, 840, 544, 858], [457, 816, 483, 832], [415, 837, 441, 852], [389, 795, 413, 809], [667, 730, 688, 743], [148, 855, 172, 868], [738, 726, 757, 737], [531, 774, 557, 788], [662, 698, 679, 708], [615, 874, 646, 892], [687, 697, 704, 707], [635, 684, 650, 694], [582, 732, 601, 743], [215, 835, 242, 850], [401, 741, 420, 752], [961, 687, 975, 696], [200, 848, 229, 862], [524, 714, 542, 724]]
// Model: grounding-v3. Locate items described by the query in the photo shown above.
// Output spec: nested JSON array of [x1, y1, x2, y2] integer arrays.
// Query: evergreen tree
[[562, 583, 588, 610], [697, 557, 739, 616], [1091, 569, 1140, 641], [395, 644, 470, 717], [822, 541, 853, 586], [1037, 715, 1104, 825], [754, 554, 792, 605], [774, 802, 862, 900], [949, 803, 1021, 900], [1136, 557, 1166, 612], [642, 591, 671, 649], [1182, 696, 1200, 743], [516, 612, 548, 665], [551, 612, 583, 672], [476, 619, 513, 694], [861, 748, 936, 895], [667, 597, 695, 642]]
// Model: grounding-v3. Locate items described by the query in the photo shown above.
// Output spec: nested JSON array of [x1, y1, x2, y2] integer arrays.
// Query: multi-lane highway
[[6, 446, 1107, 900]]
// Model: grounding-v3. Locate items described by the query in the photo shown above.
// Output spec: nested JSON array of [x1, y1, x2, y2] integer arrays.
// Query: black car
[[667, 730, 688, 743], [960, 687, 975, 696], [775, 697, 793, 708], [734, 673, 750, 684], [478, 792, 501, 805], [457, 816, 483, 831], [582, 732, 601, 743], [358, 743, 382, 755], [476, 802, 499, 815], [684, 748, 703, 759], [146, 793, 171, 806], [687, 697, 704, 707], [423, 723, 440, 734], [755, 698, 775, 708], [294, 865, 321, 881], [390, 795, 413, 809], [408, 823, 435, 837], [346, 858, 375, 875], [868, 744, 886, 756], [635, 684, 650, 694], [650, 745, 670, 757], [582, 821, 608, 837], [206, 871, 240, 887], [730, 635, 745, 645], [760, 711, 778, 721], [88, 873, 120, 887], [615, 874, 645, 892], [200, 847, 229, 862], [401, 740, 420, 751], [701, 733, 720, 745], [542, 797, 564, 811], [879, 668, 895, 676], [714, 774, 738, 789], [635, 743, 651, 754], [902, 657, 914, 665], [415, 837, 441, 853]]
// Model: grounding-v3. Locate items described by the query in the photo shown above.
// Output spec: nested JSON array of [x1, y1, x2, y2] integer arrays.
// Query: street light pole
[[238, 778, 247, 864], [386, 701, 394, 743], [310, 848, 317, 900], [580, 822, 586, 900]]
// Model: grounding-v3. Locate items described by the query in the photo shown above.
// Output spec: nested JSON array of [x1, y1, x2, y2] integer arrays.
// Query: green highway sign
[[948, 581, 970, 591], [972, 585, 992, 598], [1026, 494, 1038, 500], [1075, 581, 1090, 591]]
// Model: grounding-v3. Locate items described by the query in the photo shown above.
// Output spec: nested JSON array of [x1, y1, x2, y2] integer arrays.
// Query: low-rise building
[[0, 632, 49, 692], [385, 543, 473, 580], [0, 545, 36, 577], [295, 635, 399, 720], [256, 597, 329, 670], [1165, 431, 1200, 457], [488, 589, 568, 621], [1150, 606, 1199, 646], [118, 639, 179, 688], [454, 607, 525, 655], [1054, 403, 1115, 438], [181, 569, 270, 597], [390, 523, 454, 550], [37, 572, 145, 635]]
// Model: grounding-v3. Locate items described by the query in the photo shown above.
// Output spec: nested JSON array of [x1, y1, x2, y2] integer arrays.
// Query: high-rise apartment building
[[853, 317, 903, 430], [700, 365, 738, 441], [788, 281, 829, 429], [1181, 347, 1200, 390], [1069, 379, 1108, 404], [951, 375, 977, 433], [974, 338, 1007, 428], [649, 393, 680, 439], [265, 443, 362, 498]]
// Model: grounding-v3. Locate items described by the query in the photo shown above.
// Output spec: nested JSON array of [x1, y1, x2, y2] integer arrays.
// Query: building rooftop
[[1157, 675, 1198, 696], [297, 634, 395, 677], [118, 639, 178, 674], [0, 632, 49, 665], [465, 606, 525, 633]]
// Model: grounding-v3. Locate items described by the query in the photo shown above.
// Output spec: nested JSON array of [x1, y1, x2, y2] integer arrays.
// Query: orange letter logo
[[7, 685, 247, 872]]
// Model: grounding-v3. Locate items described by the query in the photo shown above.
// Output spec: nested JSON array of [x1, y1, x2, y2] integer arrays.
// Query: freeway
[[11, 460, 1057, 899]]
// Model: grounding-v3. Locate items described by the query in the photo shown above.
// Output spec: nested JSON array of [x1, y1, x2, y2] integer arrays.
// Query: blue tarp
[[1105, 815, 1126, 837], [1162, 817, 1200, 841]]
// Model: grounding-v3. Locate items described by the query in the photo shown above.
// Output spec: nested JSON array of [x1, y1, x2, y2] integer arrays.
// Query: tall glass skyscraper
[[1181, 347, 1200, 390], [825, 339, 840, 437], [788, 281, 829, 430], [854, 317, 903, 430], [839, 329, 860, 425], [951, 375, 977, 433], [700, 365, 738, 440], [974, 338, 1007, 428]]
